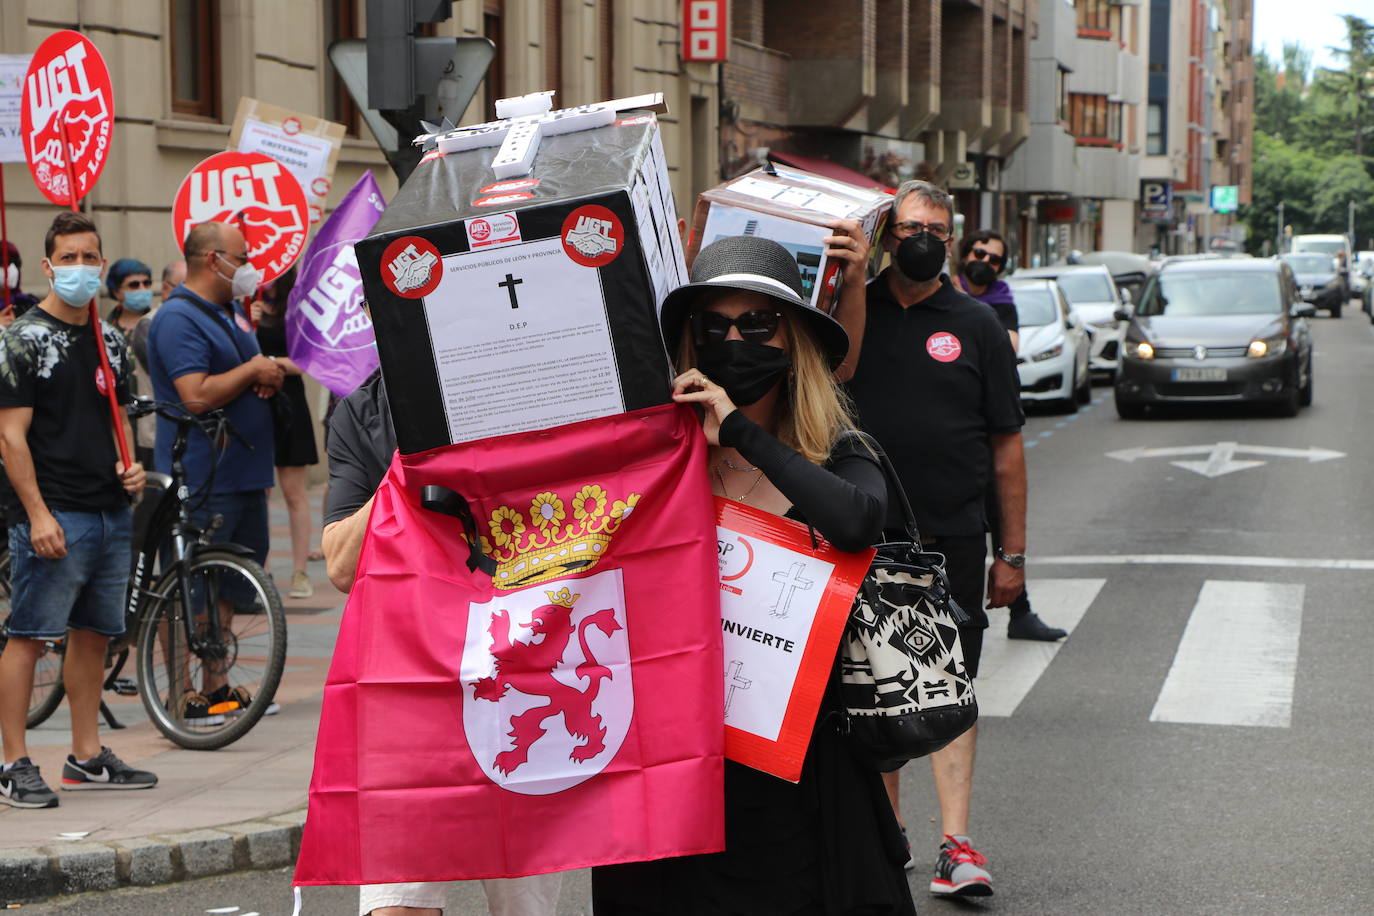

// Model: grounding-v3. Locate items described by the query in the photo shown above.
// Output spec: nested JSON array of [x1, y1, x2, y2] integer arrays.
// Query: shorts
[[924, 533, 988, 679], [359, 873, 564, 916], [6, 508, 132, 640], [192, 490, 269, 566]]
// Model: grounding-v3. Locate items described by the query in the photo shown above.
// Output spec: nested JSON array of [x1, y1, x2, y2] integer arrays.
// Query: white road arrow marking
[[1105, 442, 1346, 477]]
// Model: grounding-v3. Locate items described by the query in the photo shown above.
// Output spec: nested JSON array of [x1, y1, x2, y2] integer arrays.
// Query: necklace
[[721, 455, 759, 472], [713, 464, 765, 503]]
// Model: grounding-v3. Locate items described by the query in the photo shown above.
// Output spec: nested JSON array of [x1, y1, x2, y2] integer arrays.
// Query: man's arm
[[322, 495, 376, 594], [172, 358, 283, 414], [0, 407, 65, 558], [987, 430, 1026, 607], [825, 219, 870, 383]]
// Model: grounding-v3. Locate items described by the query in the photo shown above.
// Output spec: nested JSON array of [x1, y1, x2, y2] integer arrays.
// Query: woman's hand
[[824, 218, 870, 284], [671, 369, 738, 446]]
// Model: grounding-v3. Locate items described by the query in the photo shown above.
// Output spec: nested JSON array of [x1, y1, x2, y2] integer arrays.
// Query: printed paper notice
[[0, 55, 29, 163], [717, 526, 836, 741], [425, 237, 624, 441]]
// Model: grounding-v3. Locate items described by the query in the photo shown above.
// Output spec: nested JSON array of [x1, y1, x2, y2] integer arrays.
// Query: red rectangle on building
[[682, 0, 727, 62]]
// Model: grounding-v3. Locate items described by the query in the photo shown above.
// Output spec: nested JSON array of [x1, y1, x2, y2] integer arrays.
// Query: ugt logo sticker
[[926, 331, 962, 363], [561, 205, 624, 268], [381, 236, 441, 299]]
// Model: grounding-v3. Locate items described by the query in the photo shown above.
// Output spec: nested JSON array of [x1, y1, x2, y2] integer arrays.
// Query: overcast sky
[[1251, 0, 1358, 72]]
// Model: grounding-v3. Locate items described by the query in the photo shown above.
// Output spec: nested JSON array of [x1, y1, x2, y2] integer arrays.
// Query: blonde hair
[[675, 305, 856, 466]]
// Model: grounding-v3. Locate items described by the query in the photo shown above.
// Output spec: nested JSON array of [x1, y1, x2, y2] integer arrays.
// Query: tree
[[1320, 15, 1374, 157]]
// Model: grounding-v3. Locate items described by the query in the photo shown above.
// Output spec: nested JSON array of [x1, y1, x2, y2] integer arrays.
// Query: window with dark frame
[[483, 4, 505, 120], [323, 0, 361, 137], [170, 0, 221, 119]]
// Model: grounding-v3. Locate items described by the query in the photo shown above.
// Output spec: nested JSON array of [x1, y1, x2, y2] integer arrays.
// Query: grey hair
[[892, 179, 955, 228]]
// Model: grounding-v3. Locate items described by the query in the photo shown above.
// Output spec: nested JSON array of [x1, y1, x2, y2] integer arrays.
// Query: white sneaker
[[288, 571, 313, 599]]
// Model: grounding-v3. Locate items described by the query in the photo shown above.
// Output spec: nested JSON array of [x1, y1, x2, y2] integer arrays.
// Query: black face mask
[[697, 339, 791, 407], [964, 260, 997, 287], [895, 231, 947, 283]]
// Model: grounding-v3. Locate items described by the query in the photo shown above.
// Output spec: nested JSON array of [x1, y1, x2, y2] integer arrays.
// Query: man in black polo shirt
[[847, 180, 1026, 898]]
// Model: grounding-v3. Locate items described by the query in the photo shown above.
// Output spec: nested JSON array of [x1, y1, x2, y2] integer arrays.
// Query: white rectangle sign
[[0, 55, 30, 163], [424, 236, 625, 442], [718, 525, 836, 742]]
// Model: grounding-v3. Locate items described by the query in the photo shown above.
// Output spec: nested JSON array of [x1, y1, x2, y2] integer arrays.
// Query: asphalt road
[[23, 303, 1374, 915]]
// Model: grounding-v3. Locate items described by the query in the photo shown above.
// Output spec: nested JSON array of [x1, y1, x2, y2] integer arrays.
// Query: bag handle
[[844, 430, 922, 546]]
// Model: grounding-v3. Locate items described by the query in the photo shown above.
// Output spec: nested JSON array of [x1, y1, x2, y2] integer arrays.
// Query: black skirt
[[274, 375, 319, 468], [591, 712, 916, 916]]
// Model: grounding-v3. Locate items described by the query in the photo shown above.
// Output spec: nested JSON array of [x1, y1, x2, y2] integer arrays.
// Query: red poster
[[295, 405, 724, 885], [20, 30, 113, 207], [715, 498, 874, 783], [171, 150, 310, 286], [682, 0, 728, 62]]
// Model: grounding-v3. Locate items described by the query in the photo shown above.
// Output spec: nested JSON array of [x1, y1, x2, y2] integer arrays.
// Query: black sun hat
[[659, 235, 849, 369]]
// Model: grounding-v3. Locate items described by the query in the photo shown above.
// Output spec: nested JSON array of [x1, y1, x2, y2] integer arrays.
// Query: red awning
[[766, 152, 895, 194]]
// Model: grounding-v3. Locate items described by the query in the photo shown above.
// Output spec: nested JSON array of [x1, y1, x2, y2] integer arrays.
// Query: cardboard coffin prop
[[687, 165, 891, 315], [355, 95, 687, 454]]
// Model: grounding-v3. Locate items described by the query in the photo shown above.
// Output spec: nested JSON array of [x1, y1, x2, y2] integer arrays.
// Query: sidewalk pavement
[[0, 486, 341, 904]]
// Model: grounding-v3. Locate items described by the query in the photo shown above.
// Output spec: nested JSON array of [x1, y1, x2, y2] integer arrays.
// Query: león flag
[[294, 405, 724, 884]]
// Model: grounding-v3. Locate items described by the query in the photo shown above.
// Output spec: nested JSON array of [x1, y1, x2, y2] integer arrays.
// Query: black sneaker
[[1008, 611, 1067, 641], [209, 684, 280, 717], [0, 757, 59, 808], [61, 747, 157, 791], [180, 691, 226, 726]]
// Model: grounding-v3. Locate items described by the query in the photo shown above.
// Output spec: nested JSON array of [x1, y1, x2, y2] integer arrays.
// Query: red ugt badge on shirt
[[926, 331, 962, 363]]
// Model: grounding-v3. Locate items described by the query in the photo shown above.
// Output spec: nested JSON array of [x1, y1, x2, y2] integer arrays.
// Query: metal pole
[[1276, 201, 1284, 254]]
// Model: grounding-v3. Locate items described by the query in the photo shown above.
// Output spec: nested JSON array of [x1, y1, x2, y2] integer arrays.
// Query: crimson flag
[[295, 404, 724, 884]]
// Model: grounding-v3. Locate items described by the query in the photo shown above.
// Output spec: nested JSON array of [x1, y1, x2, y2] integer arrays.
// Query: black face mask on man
[[894, 231, 947, 283], [963, 260, 997, 287], [697, 339, 792, 406]]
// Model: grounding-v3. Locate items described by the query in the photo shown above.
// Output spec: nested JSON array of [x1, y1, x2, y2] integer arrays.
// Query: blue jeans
[[6, 508, 133, 640]]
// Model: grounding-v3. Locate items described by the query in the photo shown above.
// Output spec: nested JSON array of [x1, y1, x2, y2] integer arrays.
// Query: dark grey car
[[1114, 258, 1315, 418], [1279, 252, 1345, 317]]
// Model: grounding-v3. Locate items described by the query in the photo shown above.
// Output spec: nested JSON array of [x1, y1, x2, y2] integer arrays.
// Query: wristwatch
[[995, 548, 1026, 569]]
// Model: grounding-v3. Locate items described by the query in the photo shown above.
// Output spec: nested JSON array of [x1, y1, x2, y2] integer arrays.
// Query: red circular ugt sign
[[21, 31, 115, 208], [171, 151, 311, 288]]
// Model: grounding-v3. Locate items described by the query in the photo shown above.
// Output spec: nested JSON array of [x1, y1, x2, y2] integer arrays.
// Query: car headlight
[[1032, 343, 1064, 362], [1247, 336, 1288, 358], [1132, 341, 1154, 360]]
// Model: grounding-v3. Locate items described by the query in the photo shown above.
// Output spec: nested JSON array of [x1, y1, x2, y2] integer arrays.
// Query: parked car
[[1011, 264, 1126, 378], [1354, 251, 1374, 321], [1007, 277, 1091, 413], [1114, 258, 1315, 418], [1280, 252, 1345, 317]]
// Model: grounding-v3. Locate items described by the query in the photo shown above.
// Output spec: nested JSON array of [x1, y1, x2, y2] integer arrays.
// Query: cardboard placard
[[688, 166, 891, 314], [230, 97, 345, 225], [0, 55, 31, 163], [715, 497, 874, 783], [356, 108, 686, 454]]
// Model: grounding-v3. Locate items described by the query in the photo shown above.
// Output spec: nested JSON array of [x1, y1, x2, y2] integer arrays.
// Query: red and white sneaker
[[930, 834, 993, 897]]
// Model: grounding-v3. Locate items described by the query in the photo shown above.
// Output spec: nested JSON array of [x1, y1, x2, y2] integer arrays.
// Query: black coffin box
[[355, 114, 686, 454]]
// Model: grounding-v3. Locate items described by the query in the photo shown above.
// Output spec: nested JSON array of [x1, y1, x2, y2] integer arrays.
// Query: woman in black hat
[[592, 235, 915, 916]]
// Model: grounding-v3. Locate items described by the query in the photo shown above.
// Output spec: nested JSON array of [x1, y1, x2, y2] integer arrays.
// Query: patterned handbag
[[838, 440, 978, 771]]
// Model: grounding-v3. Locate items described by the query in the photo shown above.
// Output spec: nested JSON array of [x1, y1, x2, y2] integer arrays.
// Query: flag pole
[[61, 117, 132, 469]]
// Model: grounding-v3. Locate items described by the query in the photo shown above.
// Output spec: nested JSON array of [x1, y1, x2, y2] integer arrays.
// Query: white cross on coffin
[[412, 90, 668, 180]]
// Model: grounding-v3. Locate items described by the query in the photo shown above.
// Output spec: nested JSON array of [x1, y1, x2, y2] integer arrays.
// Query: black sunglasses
[[969, 247, 1006, 269], [691, 309, 783, 345]]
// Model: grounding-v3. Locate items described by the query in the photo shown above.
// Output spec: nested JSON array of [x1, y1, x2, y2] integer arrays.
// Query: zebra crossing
[[976, 576, 1306, 728]]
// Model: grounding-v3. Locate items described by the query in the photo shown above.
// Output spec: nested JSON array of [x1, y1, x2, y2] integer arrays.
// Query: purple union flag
[[286, 171, 387, 397]]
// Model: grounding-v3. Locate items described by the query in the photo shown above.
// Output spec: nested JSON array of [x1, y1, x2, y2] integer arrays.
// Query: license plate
[[1171, 368, 1227, 382]]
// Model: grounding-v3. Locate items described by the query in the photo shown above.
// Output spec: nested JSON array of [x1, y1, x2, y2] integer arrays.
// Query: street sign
[[21, 31, 113, 207], [1140, 179, 1172, 222], [329, 36, 494, 182], [1105, 442, 1345, 478], [171, 150, 310, 286], [1211, 185, 1239, 213]]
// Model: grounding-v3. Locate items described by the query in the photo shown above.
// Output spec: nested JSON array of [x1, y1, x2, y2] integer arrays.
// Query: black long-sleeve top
[[717, 411, 887, 552]]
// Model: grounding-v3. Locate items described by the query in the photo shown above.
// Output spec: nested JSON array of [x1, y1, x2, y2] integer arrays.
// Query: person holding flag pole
[[0, 211, 153, 808]]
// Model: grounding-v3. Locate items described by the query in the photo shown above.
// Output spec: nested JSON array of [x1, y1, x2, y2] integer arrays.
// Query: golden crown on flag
[[481, 484, 642, 590]]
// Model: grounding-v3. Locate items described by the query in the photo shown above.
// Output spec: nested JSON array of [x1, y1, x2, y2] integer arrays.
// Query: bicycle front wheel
[[0, 546, 67, 727], [135, 549, 287, 750]]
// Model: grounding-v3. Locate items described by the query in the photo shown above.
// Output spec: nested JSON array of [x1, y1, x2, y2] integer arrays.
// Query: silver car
[[1011, 264, 1127, 378]]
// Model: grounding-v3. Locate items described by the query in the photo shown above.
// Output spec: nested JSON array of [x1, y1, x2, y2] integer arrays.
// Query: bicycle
[[0, 398, 288, 750]]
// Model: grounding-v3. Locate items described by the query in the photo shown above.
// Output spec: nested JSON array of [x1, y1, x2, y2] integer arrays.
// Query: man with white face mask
[[147, 221, 285, 721], [0, 211, 153, 808]]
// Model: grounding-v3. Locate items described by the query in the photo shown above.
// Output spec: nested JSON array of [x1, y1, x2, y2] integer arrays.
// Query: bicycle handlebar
[[128, 397, 255, 452]]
